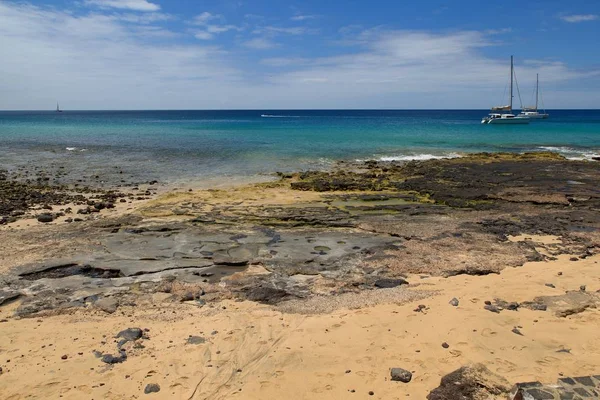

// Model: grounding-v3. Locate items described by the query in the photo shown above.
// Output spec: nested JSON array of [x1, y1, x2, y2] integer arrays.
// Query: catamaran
[[517, 73, 549, 119], [482, 56, 529, 124]]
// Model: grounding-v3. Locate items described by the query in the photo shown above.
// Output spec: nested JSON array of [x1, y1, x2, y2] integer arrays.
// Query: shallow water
[[1, 110, 599, 186]]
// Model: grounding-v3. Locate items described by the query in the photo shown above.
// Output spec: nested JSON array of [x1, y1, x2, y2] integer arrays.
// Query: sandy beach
[[2, 153, 600, 399]]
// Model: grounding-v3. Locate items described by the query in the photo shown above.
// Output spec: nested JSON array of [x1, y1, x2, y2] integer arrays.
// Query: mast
[[510, 55, 513, 111], [535, 73, 539, 110]]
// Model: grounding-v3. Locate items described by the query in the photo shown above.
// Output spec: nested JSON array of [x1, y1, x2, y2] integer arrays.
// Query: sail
[[491, 105, 511, 111]]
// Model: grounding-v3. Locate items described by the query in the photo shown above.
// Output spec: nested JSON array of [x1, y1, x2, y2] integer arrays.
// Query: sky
[[1, 0, 599, 109]]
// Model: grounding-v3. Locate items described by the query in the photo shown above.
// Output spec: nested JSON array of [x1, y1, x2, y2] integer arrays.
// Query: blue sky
[[1, 0, 599, 109]]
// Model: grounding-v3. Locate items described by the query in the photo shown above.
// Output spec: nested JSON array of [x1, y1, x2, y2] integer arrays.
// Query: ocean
[[1, 110, 599, 187]]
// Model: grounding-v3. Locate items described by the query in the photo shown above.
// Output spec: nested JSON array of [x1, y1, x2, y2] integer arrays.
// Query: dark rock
[[441, 342, 449, 349], [580, 285, 586, 292], [144, 383, 160, 394], [245, 287, 289, 304], [449, 298, 459, 307], [484, 305, 501, 313], [37, 213, 54, 223], [512, 328, 523, 336], [374, 278, 409, 288], [545, 283, 556, 288], [390, 367, 412, 383], [115, 328, 143, 342], [61, 355, 68, 360], [101, 352, 127, 364], [186, 336, 205, 345]]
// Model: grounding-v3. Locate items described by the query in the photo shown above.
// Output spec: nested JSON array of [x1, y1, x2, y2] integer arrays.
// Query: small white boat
[[517, 74, 549, 119], [483, 112, 530, 124], [482, 56, 529, 124], [56, 102, 63, 113]]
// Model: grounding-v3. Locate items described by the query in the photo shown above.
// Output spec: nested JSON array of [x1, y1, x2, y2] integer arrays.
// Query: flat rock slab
[[510, 375, 600, 399], [532, 291, 600, 317]]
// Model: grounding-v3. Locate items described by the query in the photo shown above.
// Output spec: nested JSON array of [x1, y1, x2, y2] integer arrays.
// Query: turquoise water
[[1, 110, 599, 186]]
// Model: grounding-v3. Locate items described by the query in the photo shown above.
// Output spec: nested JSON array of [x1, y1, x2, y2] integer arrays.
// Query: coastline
[[1, 152, 600, 399]]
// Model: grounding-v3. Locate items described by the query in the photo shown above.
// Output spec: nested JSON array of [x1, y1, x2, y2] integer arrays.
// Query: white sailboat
[[482, 56, 529, 124], [56, 102, 63, 113], [518, 73, 549, 119]]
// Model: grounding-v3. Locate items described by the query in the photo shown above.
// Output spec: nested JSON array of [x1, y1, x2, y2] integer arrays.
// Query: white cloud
[[485, 27, 512, 35], [243, 37, 278, 49], [254, 26, 318, 35], [291, 15, 319, 21], [192, 11, 220, 25], [560, 14, 598, 23], [86, 0, 160, 12], [0, 2, 597, 109]]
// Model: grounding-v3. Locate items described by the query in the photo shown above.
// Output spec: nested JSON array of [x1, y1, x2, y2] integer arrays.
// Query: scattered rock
[[390, 367, 412, 383], [449, 298, 459, 307], [484, 304, 500, 313], [95, 297, 118, 314], [37, 214, 54, 223], [61, 355, 68, 360], [101, 352, 127, 364], [144, 383, 160, 394], [441, 342, 449, 349], [186, 336, 205, 345], [374, 278, 408, 288], [427, 363, 511, 400], [545, 283, 556, 288], [115, 328, 143, 342], [512, 328, 523, 336]]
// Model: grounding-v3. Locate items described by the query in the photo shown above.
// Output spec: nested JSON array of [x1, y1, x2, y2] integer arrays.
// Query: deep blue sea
[[1, 110, 599, 187]]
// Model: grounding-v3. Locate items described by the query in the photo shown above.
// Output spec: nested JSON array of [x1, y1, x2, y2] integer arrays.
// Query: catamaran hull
[[482, 117, 530, 124]]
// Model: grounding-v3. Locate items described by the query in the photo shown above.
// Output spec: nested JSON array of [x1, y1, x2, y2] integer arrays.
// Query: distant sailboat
[[518, 74, 549, 119], [56, 102, 63, 113], [481, 56, 529, 124]]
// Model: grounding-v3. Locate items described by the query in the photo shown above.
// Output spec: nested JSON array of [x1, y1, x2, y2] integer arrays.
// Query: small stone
[[484, 305, 500, 313], [484, 300, 492, 305], [186, 336, 205, 345], [511, 328, 523, 336], [95, 297, 118, 314], [37, 214, 54, 223], [115, 328, 143, 342], [345, 369, 351, 374], [558, 272, 563, 276], [570, 257, 579, 262], [449, 298, 459, 307], [368, 391, 374, 396], [545, 283, 555, 288], [441, 342, 449, 349], [61, 355, 68, 360], [390, 367, 412, 383], [580, 285, 586, 292], [144, 383, 160, 394], [101, 352, 127, 364]]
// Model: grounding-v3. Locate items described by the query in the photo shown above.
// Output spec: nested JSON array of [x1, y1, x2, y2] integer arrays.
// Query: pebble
[[441, 342, 449, 349], [512, 328, 523, 336], [545, 283, 556, 288], [369, 391, 374, 396], [345, 369, 351, 374], [580, 285, 586, 292], [390, 367, 412, 383], [144, 383, 160, 394], [61, 355, 68, 360], [449, 298, 459, 306], [37, 214, 54, 223]]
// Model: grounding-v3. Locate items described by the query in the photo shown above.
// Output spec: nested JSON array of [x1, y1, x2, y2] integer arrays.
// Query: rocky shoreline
[[1, 152, 600, 399]]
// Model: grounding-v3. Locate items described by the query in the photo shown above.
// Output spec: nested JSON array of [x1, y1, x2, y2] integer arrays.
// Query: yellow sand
[[2, 250, 599, 399]]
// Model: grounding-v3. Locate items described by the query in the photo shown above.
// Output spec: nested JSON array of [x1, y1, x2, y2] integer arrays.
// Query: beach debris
[[373, 278, 408, 288], [449, 298, 459, 306], [427, 363, 511, 400], [390, 367, 412, 383], [144, 383, 160, 394]]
